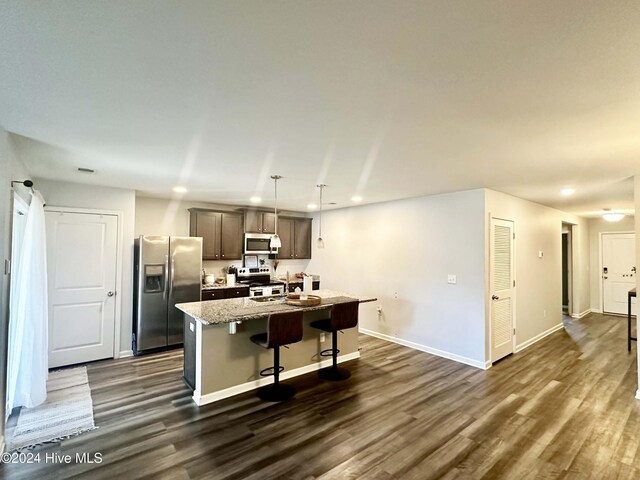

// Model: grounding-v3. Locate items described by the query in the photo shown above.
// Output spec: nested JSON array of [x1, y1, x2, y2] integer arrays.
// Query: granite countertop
[[176, 289, 376, 325], [202, 283, 250, 291]]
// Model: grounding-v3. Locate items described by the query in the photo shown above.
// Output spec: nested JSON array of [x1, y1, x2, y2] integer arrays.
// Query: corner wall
[[306, 189, 487, 368], [35, 179, 136, 356], [485, 190, 590, 359]]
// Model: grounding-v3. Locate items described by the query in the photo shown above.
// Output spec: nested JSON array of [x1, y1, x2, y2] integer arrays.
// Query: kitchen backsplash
[[202, 258, 311, 278]]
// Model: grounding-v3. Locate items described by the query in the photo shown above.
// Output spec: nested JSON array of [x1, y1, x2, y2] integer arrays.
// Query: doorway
[[490, 217, 515, 363], [601, 232, 636, 315], [45, 209, 120, 367], [561, 223, 573, 316]]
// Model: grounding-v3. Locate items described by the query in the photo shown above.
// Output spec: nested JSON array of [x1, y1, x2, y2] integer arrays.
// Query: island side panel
[[197, 308, 359, 402], [183, 314, 197, 389]]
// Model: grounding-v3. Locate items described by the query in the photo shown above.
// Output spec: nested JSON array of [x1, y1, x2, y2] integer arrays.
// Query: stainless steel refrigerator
[[133, 236, 202, 355]]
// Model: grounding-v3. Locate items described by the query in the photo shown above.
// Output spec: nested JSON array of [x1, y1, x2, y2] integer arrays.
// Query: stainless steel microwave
[[244, 233, 277, 254]]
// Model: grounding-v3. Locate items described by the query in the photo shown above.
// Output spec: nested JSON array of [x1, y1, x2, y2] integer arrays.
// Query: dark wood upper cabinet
[[190, 211, 221, 260], [294, 218, 312, 259], [244, 210, 276, 234], [220, 213, 243, 260], [276, 217, 311, 260], [190, 209, 243, 260], [276, 217, 295, 259]]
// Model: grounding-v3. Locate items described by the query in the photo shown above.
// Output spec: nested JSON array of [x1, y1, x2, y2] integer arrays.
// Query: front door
[[46, 211, 118, 368], [490, 218, 515, 363], [602, 233, 636, 315]]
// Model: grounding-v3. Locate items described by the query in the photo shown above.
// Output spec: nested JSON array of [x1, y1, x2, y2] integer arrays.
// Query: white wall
[[485, 190, 590, 357], [135, 196, 310, 277], [306, 189, 488, 368], [588, 216, 635, 312], [635, 175, 640, 399], [0, 128, 31, 436], [35, 179, 136, 356]]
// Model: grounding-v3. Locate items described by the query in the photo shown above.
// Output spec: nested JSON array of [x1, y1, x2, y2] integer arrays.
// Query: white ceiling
[[1, 1, 639, 215]]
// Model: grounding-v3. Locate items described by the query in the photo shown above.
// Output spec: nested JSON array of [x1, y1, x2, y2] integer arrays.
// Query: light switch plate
[[448, 274, 457, 284]]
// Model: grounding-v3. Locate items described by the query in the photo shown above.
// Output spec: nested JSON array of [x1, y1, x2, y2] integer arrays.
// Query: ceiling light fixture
[[602, 209, 625, 222], [560, 188, 575, 196], [351, 195, 363, 202], [270, 175, 282, 248], [173, 186, 188, 194], [317, 184, 326, 249], [250, 196, 262, 204], [307, 203, 317, 210]]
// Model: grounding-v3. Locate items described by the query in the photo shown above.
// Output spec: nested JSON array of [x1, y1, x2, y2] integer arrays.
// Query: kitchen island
[[176, 290, 376, 406]]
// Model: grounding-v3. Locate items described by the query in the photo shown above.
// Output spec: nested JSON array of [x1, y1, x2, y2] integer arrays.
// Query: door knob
[[107, 291, 115, 297], [492, 295, 499, 300]]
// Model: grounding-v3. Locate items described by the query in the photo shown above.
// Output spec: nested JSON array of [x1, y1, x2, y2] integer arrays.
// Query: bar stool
[[310, 300, 359, 381], [250, 310, 304, 401]]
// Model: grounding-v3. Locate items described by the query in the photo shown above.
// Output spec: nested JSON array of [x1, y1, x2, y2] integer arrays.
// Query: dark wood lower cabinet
[[201, 286, 250, 301]]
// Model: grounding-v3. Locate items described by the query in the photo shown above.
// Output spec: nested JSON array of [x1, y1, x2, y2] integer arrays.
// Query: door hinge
[[513, 233, 515, 239], [513, 280, 516, 287], [513, 328, 516, 335], [4, 259, 10, 275]]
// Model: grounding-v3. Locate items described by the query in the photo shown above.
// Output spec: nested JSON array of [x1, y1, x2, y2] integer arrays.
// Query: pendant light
[[270, 175, 282, 248], [316, 184, 326, 249]]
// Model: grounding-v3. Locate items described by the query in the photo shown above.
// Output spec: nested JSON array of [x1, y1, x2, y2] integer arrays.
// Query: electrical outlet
[[447, 274, 457, 284], [394, 292, 398, 299], [376, 306, 383, 314], [320, 332, 325, 343]]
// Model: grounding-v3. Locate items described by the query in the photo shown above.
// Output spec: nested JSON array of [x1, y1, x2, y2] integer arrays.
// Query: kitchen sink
[[250, 296, 285, 303]]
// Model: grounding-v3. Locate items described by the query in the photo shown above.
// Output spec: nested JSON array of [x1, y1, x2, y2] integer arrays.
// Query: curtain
[[6, 190, 48, 415]]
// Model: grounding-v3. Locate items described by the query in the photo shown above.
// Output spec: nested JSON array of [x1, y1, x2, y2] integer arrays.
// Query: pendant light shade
[[270, 175, 282, 248], [317, 184, 326, 249]]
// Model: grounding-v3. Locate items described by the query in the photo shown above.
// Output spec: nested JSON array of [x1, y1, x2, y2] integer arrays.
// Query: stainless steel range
[[236, 267, 285, 297]]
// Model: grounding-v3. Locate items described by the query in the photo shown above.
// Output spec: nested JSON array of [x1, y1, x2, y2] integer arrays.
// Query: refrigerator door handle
[[163, 254, 169, 301], [169, 254, 175, 303]]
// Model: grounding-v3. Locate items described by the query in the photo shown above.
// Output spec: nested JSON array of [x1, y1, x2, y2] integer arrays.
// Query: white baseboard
[[193, 351, 361, 406], [636, 389, 640, 400], [118, 350, 134, 358], [359, 327, 487, 370], [571, 309, 592, 319], [515, 323, 564, 353], [590, 308, 602, 314]]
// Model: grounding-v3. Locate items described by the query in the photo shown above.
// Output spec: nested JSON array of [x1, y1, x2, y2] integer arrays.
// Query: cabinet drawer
[[225, 287, 250, 299], [202, 289, 225, 301]]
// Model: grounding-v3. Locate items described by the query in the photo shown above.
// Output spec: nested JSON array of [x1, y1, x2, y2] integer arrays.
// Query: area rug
[[7, 366, 98, 451]]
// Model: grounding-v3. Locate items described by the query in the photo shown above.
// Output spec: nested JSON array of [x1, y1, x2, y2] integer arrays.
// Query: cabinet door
[[294, 218, 312, 259], [202, 289, 225, 301], [220, 213, 244, 260], [244, 210, 262, 233], [277, 217, 295, 259], [194, 211, 221, 260], [262, 213, 276, 234], [225, 286, 250, 299]]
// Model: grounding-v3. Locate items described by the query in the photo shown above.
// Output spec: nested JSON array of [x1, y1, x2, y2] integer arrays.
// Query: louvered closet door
[[490, 218, 515, 363]]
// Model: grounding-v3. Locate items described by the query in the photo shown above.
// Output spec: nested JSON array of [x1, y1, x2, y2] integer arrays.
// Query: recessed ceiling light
[[250, 196, 262, 203], [173, 186, 188, 193], [307, 203, 317, 210], [351, 196, 363, 202], [560, 188, 575, 196]]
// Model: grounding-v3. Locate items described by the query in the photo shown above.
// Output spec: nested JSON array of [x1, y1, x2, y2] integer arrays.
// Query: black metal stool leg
[[257, 346, 296, 402], [318, 331, 351, 381]]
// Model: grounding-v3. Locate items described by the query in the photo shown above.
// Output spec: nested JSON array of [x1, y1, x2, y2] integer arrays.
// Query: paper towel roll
[[303, 276, 313, 293], [226, 274, 236, 286]]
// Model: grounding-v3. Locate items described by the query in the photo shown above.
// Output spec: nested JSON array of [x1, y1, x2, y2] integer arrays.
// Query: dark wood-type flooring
[[2, 313, 639, 479]]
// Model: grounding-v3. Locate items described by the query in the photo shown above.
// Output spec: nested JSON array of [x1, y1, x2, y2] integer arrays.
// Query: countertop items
[[176, 289, 376, 325]]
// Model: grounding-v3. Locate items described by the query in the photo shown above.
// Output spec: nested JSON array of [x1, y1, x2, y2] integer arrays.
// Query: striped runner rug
[[7, 367, 97, 451]]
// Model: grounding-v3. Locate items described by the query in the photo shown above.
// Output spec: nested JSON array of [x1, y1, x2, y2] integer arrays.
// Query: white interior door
[[602, 233, 636, 315], [490, 218, 515, 363], [46, 211, 118, 368]]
